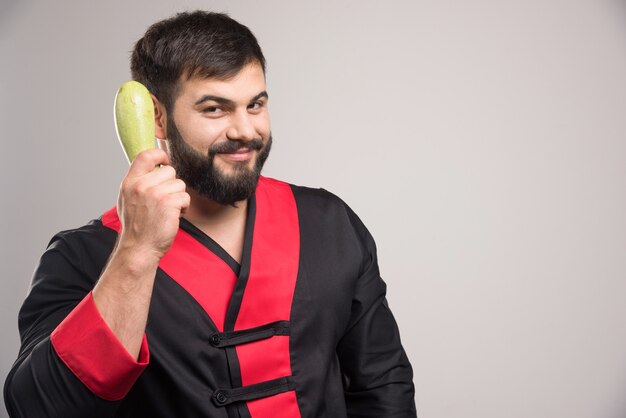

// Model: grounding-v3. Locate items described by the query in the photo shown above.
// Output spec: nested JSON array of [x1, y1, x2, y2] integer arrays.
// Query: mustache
[[209, 138, 264, 155]]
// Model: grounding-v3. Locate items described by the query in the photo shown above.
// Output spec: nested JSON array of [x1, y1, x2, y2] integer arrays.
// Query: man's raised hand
[[117, 149, 190, 262]]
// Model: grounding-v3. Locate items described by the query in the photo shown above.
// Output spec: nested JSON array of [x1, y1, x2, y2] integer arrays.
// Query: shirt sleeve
[[51, 292, 149, 400], [3, 227, 149, 418], [337, 206, 417, 418]]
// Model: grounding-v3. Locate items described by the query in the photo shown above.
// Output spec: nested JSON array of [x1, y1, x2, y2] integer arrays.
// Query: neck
[[182, 188, 248, 230]]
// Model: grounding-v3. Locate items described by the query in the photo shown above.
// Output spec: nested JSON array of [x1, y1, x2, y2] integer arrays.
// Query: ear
[[152, 94, 167, 139]]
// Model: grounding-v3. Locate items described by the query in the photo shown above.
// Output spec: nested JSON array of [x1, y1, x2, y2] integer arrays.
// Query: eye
[[202, 106, 223, 115], [248, 101, 265, 112]]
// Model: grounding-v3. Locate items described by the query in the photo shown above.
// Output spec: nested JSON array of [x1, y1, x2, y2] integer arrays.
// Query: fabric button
[[214, 390, 228, 405], [209, 334, 221, 347]]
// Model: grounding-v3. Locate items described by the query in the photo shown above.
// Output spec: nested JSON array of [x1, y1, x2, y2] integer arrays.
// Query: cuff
[[51, 292, 149, 401]]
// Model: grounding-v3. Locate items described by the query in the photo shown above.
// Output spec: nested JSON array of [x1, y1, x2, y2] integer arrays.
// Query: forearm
[[337, 203, 417, 416], [92, 239, 160, 359], [339, 297, 416, 417]]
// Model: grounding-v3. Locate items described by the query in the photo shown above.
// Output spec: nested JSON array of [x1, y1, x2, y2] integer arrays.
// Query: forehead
[[176, 62, 266, 104]]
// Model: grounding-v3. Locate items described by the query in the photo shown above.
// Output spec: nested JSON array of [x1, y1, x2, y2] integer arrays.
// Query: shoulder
[[27, 213, 117, 299], [47, 216, 118, 256], [276, 179, 375, 253], [278, 181, 381, 285], [36, 213, 119, 291], [290, 183, 346, 211], [288, 182, 368, 233], [259, 176, 352, 220]]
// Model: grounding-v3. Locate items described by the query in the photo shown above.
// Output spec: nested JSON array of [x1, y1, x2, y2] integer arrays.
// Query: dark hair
[[131, 11, 266, 110]]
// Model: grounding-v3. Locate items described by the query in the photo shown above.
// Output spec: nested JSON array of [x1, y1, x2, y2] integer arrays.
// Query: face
[[164, 62, 272, 205]]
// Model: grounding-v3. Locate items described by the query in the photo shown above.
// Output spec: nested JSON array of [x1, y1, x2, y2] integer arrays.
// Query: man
[[4, 11, 416, 418]]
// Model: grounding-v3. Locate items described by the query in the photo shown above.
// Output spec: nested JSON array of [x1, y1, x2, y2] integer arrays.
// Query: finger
[[124, 165, 177, 196], [142, 165, 178, 187], [127, 149, 170, 177], [165, 191, 191, 211], [151, 178, 187, 196]]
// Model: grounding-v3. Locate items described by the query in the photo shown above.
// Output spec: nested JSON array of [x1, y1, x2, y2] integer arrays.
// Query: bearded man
[[4, 11, 417, 418]]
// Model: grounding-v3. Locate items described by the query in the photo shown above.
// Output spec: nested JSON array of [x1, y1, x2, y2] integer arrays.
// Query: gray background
[[1, 1, 626, 417]]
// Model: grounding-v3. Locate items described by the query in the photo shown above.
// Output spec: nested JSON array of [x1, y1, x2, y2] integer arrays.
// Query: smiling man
[[4, 11, 417, 418], [165, 63, 272, 207]]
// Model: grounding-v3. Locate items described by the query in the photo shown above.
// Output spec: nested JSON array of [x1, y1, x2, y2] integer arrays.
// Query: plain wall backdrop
[[2, 1, 626, 417]]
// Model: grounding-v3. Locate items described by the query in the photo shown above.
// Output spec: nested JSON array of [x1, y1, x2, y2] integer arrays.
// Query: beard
[[167, 116, 272, 206]]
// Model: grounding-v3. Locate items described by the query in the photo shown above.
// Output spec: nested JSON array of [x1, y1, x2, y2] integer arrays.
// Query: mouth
[[218, 148, 255, 162]]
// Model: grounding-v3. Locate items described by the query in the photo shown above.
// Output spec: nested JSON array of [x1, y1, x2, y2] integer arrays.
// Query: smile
[[218, 149, 254, 162]]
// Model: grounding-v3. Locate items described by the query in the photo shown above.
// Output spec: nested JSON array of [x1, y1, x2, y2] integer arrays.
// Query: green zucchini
[[114, 81, 155, 163]]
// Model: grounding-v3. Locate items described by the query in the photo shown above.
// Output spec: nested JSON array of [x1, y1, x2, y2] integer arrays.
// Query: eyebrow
[[194, 91, 269, 107]]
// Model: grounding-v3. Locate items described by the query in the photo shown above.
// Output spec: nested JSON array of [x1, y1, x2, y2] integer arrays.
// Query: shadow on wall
[[0, 0, 21, 38], [617, 0, 626, 19]]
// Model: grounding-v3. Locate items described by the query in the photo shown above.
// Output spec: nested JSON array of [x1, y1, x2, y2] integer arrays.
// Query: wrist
[[110, 238, 162, 277]]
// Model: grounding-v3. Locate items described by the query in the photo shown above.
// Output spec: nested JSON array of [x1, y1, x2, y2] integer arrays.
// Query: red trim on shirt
[[51, 292, 149, 401], [247, 391, 301, 417], [158, 229, 237, 332], [102, 206, 121, 232], [236, 177, 302, 417], [237, 336, 291, 386]]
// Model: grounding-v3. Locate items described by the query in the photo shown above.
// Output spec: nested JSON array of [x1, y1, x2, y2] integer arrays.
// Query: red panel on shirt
[[247, 391, 301, 417], [235, 177, 302, 417], [51, 292, 149, 401], [236, 336, 291, 386], [101, 206, 120, 232], [158, 229, 237, 332]]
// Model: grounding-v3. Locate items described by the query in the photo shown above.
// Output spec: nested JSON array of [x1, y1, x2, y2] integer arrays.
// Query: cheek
[[178, 119, 225, 150], [257, 115, 271, 137]]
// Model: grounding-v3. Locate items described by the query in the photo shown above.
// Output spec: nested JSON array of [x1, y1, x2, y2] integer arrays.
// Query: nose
[[226, 110, 257, 142]]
